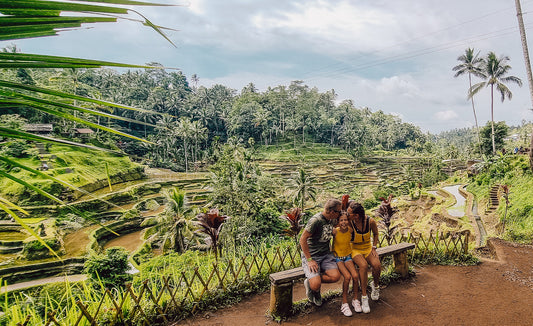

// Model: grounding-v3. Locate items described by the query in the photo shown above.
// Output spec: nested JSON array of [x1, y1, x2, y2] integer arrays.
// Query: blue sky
[[3, 0, 533, 133]]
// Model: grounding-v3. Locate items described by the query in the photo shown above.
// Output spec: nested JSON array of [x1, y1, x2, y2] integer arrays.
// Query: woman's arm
[[369, 218, 379, 248]]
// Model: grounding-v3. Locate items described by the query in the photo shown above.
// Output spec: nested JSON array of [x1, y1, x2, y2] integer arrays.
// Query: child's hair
[[339, 211, 348, 221]]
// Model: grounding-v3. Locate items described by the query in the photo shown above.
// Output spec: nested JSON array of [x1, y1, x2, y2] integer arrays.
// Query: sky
[[4, 0, 533, 134]]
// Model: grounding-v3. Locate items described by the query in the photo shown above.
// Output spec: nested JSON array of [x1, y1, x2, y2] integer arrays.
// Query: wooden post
[[393, 251, 409, 278], [269, 282, 293, 317]]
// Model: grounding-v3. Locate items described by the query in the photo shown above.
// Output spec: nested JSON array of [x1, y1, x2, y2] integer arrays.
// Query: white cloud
[[187, 0, 207, 15], [376, 76, 421, 99], [434, 110, 459, 121]]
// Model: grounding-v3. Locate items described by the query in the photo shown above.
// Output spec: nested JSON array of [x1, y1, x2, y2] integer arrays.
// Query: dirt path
[[177, 238, 533, 326], [0, 274, 87, 294]]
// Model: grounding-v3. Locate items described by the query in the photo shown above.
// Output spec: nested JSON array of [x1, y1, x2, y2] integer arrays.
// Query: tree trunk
[[491, 85, 496, 155], [514, 0, 533, 170], [468, 73, 482, 153]]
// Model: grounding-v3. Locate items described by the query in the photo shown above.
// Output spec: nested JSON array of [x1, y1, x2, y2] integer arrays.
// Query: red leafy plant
[[376, 194, 400, 245], [280, 207, 304, 245], [195, 208, 230, 260]]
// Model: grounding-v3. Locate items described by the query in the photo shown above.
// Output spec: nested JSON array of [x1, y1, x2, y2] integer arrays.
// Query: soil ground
[[176, 238, 533, 326]]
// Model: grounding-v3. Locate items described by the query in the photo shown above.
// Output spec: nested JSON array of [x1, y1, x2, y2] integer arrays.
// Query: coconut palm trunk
[[491, 84, 496, 155], [468, 73, 482, 148], [514, 0, 533, 171]]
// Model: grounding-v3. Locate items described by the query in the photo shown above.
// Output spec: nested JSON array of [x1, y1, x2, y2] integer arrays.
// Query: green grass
[[467, 155, 533, 243]]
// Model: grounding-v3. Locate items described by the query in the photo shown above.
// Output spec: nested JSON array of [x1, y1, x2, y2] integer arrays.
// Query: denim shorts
[[301, 252, 338, 279], [335, 255, 352, 263]]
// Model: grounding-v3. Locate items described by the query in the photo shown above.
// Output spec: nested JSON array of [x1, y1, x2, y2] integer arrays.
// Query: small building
[[24, 124, 53, 136], [73, 128, 94, 138]]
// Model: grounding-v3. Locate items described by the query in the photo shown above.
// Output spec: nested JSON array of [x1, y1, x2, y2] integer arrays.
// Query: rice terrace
[[1, 1, 533, 325]]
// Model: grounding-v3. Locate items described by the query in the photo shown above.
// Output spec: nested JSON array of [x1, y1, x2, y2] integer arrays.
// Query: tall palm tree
[[470, 52, 523, 155], [176, 117, 193, 172], [453, 48, 485, 151]]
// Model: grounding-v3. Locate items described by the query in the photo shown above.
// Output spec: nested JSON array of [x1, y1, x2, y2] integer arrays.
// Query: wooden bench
[[269, 242, 415, 317]]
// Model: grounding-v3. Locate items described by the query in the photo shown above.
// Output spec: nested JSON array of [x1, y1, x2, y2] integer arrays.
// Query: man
[[299, 199, 342, 306]]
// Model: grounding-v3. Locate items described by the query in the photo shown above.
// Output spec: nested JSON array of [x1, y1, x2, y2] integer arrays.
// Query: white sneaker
[[371, 283, 380, 301], [340, 303, 353, 317], [313, 289, 322, 306], [352, 299, 362, 313], [361, 296, 370, 313]]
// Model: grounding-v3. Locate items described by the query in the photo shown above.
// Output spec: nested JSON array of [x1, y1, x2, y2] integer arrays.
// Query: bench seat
[[269, 242, 415, 317]]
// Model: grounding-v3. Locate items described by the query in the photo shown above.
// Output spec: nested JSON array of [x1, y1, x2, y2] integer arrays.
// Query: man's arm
[[300, 230, 319, 273]]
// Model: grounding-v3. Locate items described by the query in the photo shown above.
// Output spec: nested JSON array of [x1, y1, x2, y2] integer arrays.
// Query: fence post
[[463, 231, 469, 254]]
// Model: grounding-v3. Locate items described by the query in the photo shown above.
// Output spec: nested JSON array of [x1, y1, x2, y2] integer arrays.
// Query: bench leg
[[269, 282, 293, 317], [393, 251, 409, 278]]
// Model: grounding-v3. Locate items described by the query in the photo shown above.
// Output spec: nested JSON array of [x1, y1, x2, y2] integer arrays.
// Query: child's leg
[[345, 260, 360, 301], [336, 261, 352, 303]]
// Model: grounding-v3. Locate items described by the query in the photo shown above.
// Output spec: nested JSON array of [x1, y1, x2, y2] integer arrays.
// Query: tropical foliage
[[142, 187, 196, 253], [280, 207, 304, 244], [194, 208, 230, 259], [470, 51, 522, 155], [0, 0, 175, 254], [290, 167, 317, 211]]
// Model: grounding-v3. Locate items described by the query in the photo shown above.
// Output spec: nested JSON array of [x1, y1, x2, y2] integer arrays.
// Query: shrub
[[84, 247, 132, 289], [22, 238, 62, 260]]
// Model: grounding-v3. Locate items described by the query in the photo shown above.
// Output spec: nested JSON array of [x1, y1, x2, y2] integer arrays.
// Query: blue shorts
[[301, 252, 338, 279], [335, 255, 352, 263]]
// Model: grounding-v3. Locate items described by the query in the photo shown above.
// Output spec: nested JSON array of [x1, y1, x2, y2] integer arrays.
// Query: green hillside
[[0, 142, 143, 206]]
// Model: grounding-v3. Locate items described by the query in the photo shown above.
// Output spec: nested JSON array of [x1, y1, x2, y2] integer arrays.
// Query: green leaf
[[0, 127, 121, 152], [0, 196, 29, 216], [0, 79, 158, 112], [2, 90, 158, 128]]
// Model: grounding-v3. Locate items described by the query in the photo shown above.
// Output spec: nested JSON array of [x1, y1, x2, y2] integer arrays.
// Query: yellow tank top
[[350, 218, 372, 252], [333, 227, 352, 257]]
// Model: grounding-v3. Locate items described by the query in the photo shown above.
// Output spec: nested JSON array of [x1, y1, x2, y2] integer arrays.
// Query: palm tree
[[453, 48, 484, 151], [514, 0, 533, 171], [176, 117, 193, 172], [470, 52, 523, 155], [141, 187, 194, 253], [291, 167, 317, 211]]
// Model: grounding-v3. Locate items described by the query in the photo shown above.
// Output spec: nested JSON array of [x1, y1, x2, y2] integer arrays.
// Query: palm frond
[[0, 0, 175, 42]]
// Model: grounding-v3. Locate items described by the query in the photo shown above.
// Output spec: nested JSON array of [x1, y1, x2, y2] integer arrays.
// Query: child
[[332, 212, 361, 317]]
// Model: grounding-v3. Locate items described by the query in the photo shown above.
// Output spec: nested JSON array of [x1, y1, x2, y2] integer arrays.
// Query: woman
[[347, 201, 381, 313]]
